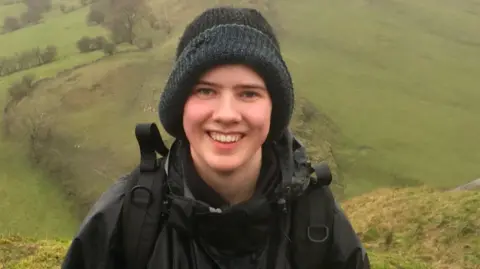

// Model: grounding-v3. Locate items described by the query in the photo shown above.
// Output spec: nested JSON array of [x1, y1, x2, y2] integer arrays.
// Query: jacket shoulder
[[62, 169, 141, 269], [79, 168, 140, 228], [328, 199, 371, 269]]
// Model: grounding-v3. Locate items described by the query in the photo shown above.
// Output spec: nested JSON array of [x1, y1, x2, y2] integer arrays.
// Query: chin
[[206, 156, 244, 173]]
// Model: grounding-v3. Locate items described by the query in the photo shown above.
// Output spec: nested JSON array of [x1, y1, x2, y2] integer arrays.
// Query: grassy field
[[1, 187, 478, 268], [0, 139, 78, 238], [0, 4, 107, 58], [274, 0, 480, 196], [0, 2, 108, 105], [0, 0, 110, 237], [0, 2, 25, 20], [0, 0, 479, 239]]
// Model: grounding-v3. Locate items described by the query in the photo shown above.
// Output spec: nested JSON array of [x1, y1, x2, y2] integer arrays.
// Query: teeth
[[210, 132, 242, 143]]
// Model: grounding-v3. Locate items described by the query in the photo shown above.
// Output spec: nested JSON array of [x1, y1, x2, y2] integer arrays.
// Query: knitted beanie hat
[[158, 6, 294, 142]]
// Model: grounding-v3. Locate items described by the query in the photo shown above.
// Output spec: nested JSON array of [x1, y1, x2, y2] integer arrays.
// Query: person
[[61, 6, 370, 269]]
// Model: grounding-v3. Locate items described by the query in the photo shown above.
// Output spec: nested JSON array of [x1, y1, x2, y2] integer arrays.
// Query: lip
[[207, 130, 246, 135], [206, 131, 244, 151]]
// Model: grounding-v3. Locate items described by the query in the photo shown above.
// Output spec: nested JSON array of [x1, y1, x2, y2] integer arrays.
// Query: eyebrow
[[196, 80, 266, 90], [196, 80, 218, 87]]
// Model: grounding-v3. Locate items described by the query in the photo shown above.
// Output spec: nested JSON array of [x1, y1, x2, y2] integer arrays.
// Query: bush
[[16, 47, 41, 68], [87, 9, 104, 25], [102, 42, 116, 55], [41, 45, 57, 63], [24, 0, 51, 13], [7, 74, 36, 104], [20, 9, 42, 25], [92, 36, 107, 50], [0, 46, 58, 77], [109, 19, 134, 44], [76, 36, 110, 53], [76, 36, 94, 53], [3, 16, 21, 32], [27, 112, 54, 165]]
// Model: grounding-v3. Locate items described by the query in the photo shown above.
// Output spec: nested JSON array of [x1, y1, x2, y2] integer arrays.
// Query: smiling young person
[[62, 6, 370, 269], [184, 64, 272, 205]]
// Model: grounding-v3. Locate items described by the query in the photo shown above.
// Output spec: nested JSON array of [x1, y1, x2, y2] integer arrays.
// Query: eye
[[194, 87, 215, 97], [240, 90, 260, 99]]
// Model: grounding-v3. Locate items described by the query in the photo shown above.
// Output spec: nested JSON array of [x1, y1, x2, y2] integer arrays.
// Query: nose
[[211, 92, 241, 124]]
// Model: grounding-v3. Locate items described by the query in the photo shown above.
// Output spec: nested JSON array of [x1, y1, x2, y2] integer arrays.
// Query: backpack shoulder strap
[[291, 161, 335, 269], [121, 123, 171, 269]]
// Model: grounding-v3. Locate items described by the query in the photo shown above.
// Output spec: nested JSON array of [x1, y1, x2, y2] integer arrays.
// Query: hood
[[161, 140, 280, 258], [159, 130, 313, 257], [270, 128, 314, 203], [162, 128, 314, 212]]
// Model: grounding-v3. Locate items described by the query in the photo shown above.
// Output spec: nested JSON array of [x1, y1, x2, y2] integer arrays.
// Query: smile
[[208, 132, 243, 143]]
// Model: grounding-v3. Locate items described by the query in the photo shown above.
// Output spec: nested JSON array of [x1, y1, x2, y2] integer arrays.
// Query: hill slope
[[0, 140, 78, 238], [344, 187, 480, 269], [1, 187, 478, 269]]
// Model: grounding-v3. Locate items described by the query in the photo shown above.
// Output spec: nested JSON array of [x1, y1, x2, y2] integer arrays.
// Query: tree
[[87, 9, 105, 25], [7, 74, 36, 104], [92, 36, 108, 49], [24, 0, 52, 13], [102, 42, 116, 55], [20, 9, 42, 25], [3, 16, 21, 32], [41, 45, 57, 63], [106, 0, 152, 45], [76, 36, 95, 53], [156, 4, 172, 35]]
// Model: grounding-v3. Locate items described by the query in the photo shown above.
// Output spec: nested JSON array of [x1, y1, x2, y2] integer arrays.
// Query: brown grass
[[343, 187, 480, 269], [0, 235, 69, 269]]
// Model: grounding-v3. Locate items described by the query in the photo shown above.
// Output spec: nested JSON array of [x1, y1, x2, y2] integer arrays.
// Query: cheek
[[246, 101, 272, 134], [183, 100, 207, 138]]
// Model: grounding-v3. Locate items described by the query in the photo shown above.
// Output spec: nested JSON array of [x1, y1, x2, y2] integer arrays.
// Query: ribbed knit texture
[[158, 7, 294, 141]]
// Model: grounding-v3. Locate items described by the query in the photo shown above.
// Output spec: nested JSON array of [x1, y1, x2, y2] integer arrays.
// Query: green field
[[0, 2, 25, 20], [0, 139, 78, 238], [0, 0, 479, 245], [276, 0, 480, 195], [0, 5, 107, 57]]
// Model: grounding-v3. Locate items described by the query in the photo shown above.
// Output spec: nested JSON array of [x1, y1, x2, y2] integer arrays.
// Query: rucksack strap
[[292, 161, 335, 269], [122, 123, 170, 269]]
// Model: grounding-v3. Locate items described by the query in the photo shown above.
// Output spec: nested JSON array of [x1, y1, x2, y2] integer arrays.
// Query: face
[[183, 64, 272, 173]]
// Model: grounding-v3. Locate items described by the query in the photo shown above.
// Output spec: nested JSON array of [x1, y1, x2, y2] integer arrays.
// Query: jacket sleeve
[[61, 177, 129, 269], [325, 201, 371, 269]]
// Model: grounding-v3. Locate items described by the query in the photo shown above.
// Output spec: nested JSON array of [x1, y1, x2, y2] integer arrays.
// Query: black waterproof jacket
[[61, 140, 370, 269]]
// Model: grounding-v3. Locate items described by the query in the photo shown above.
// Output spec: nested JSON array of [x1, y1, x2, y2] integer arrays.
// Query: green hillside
[[276, 0, 480, 195], [0, 140, 78, 238], [0, 0, 479, 239]]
